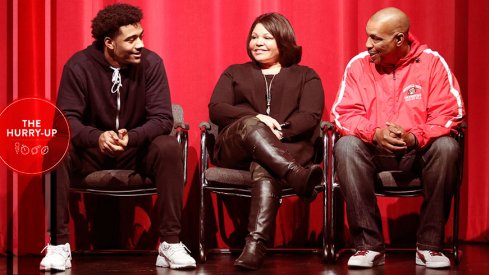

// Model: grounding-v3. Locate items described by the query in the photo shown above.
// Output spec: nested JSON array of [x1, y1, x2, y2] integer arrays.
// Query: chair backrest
[[205, 121, 219, 162], [170, 104, 185, 136], [171, 104, 188, 183]]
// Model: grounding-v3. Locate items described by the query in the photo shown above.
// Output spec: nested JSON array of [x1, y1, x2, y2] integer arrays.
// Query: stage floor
[[1, 243, 488, 274]]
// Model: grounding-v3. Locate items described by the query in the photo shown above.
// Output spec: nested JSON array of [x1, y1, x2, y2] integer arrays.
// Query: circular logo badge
[[0, 98, 70, 174]]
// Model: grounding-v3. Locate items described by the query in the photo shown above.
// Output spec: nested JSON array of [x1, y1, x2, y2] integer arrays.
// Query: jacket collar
[[392, 32, 426, 69], [371, 32, 428, 77]]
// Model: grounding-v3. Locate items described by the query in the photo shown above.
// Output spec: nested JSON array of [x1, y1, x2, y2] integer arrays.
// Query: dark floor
[[1, 244, 488, 274]]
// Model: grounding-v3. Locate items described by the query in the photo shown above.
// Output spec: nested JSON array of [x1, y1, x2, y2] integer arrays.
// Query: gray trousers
[[334, 135, 459, 251]]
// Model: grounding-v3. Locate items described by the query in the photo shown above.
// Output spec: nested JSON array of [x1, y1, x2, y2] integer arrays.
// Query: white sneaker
[[348, 250, 385, 268], [416, 248, 451, 268], [156, 241, 196, 269], [40, 243, 72, 271]]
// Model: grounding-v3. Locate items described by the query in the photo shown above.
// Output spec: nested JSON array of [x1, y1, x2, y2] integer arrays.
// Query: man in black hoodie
[[40, 3, 196, 271]]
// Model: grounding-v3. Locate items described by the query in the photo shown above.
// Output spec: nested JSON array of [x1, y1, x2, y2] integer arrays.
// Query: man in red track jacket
[[331, 7, 465, 269]]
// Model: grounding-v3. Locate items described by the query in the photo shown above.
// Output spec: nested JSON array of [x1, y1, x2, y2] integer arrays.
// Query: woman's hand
[[256, 114, 283, 140]]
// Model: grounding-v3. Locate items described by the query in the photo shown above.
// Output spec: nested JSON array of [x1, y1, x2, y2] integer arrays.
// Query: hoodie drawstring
[[110, 66, 122, 130]]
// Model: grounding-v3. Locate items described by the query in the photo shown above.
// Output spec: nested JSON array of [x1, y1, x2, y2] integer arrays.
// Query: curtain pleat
[[1, 0, 487, 254]]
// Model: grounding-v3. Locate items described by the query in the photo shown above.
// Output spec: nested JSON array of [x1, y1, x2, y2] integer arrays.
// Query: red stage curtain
[[1, 0, 488, 254], [0, 0, 8, 255]]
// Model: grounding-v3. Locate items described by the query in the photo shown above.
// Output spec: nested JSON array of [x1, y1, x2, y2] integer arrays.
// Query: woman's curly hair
[[91, 3, 143, 50]]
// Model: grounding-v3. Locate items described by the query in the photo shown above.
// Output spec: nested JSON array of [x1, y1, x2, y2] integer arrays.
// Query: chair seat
[[375, 171, 422, 196], [376, 170, 421, 188], [204, 166, 324, 197], [205, 167, 252, 186], [77, 169, 153, 190]]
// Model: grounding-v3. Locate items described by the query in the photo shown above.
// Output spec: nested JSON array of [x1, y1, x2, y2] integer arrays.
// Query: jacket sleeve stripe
[[424, 49, 464, 128], [331, 51, 369, 132]]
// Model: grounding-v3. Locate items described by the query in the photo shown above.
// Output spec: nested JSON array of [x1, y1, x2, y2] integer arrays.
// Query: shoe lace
[[429, 251, 443, 256], [41, 243, 51, 254], [41, 243, 71, 258], [353, 250, 369, 256], [167, 243, 191, 257]]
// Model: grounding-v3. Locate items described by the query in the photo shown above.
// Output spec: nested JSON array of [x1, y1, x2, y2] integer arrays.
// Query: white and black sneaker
[[156, 241, 196, 269], [40, 243, 72, 271], [416, 248, 450, 268], [348, 250, 385, 268]]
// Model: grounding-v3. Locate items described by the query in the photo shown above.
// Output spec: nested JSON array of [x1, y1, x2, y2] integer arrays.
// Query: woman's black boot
[[234, 163, 281, 270]]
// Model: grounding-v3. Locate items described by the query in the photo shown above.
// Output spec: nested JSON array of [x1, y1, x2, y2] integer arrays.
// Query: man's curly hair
[[91, 3, 143, 50]]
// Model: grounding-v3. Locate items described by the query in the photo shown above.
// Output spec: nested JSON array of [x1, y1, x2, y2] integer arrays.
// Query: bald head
[[365, 7, 411, 66], [369, 7, 410, 35]]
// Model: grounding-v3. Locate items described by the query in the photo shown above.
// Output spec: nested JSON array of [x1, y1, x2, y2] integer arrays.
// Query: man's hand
[[385, 122, 417, 148], [98, 130, 126, 157], [374, 125, 407, 153], [374, 122, 417, 153], [256, 114, 283, 140], [117, 129, 129, 147]]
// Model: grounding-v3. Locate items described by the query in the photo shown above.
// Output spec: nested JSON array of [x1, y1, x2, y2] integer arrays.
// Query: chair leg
[[329, 183, 344, 263], [199, 186, 206, 263], [325, 180, 333, 263], [322, 181, 328, 262], [50, 172, 57, 245], [453, 184, 460, 265], [329, 184, 337, 263]]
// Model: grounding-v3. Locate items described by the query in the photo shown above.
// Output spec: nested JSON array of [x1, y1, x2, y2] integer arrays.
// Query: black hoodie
[[56, 44, 173, 148]]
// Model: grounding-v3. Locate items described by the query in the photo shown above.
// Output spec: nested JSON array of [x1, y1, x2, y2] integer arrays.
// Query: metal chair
[[324, 122, 465, 264], [198, 120, 329, 262], [48, 104, 189, 245]]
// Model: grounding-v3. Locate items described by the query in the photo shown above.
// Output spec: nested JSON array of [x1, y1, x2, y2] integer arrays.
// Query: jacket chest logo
[[402, 84, 422, 102]]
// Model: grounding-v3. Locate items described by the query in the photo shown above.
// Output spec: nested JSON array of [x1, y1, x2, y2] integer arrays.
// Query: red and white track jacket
[[330, 34, 465, 148]]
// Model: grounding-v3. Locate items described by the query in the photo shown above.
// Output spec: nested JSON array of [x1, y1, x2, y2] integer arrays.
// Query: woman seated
[[208, 12, 325, 270]]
